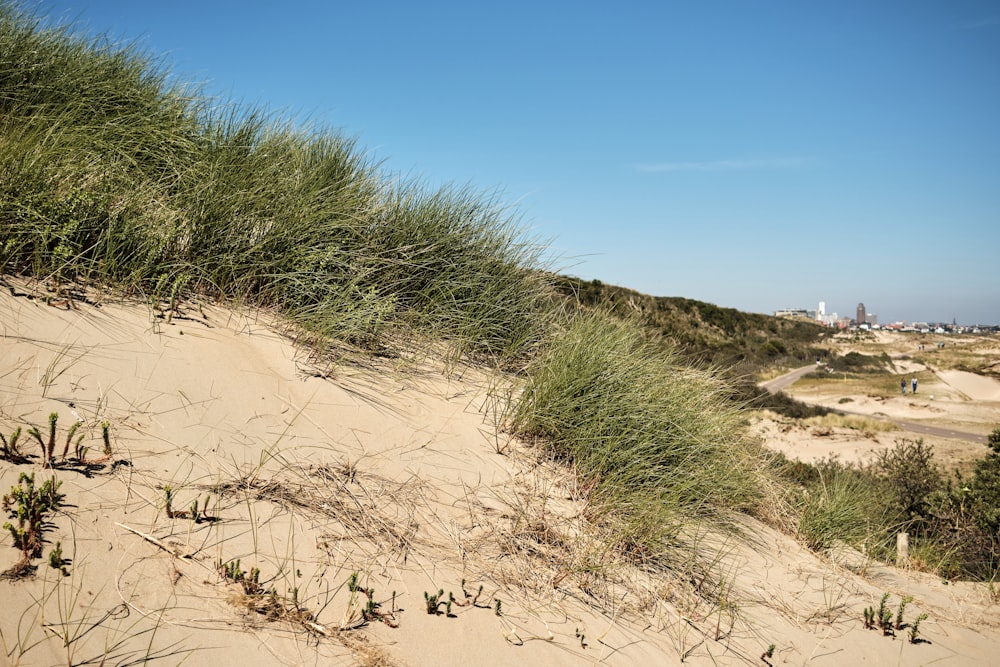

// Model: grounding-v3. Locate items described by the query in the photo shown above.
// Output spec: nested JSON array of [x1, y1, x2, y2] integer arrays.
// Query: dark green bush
[[872, 438, 942, 531], [825, 352, 889, 374]]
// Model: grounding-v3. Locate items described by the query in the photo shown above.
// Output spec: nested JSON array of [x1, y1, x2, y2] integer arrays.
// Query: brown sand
[[2, 284, 998, 666]]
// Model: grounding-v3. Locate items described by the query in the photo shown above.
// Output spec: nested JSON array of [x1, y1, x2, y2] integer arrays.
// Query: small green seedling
[[863, 606, 875, 630], [363, 589, 379, 621], [101, 421, 112, 458], [61, 420, 83, 461], [895, 595, 913, 630], [494, 598, 502, 616], [347, 573, 397, 627], [459, 578, 485, 607], [348, 571, 361, 593], [74, 439, 88, 463], [163, 485, 175, 518], [576, 627, 587, 649], [424, 589, 445, 615], [48, 541, 69, 576], [217, 558, 266, 596], [18, 414, 106, 467], [2, 473, 64, 575], [0, 427, 27, 462], [27, 412, 60, 467], [909, 613, 928, 644], [876, 592, 894, 636]]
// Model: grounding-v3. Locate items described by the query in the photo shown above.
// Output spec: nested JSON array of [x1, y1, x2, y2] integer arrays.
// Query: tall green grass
[[504, 311, 778, 561], [0, 4, 550, 359], [797, 464, 895, 553]]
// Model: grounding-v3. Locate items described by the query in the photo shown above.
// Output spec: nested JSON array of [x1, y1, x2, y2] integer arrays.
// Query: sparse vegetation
[[1, 414, 116, 470], [424, 589, 446, 615], [895, 595, 912, 630], [346, 573, 398, 627], [47, 540, 69, 576], [910, 612, 929, 643], [876, 592, 893, 636], [863, 593, 929, 644], [0, 427, 27, 463], [2, 472, 64, 578]]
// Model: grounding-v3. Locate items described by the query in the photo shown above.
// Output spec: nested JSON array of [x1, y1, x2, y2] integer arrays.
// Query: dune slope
[[2, 284, 998, 666]]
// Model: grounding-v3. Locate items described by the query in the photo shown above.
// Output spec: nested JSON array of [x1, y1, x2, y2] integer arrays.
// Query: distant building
[[856, 302, 866, 326], [866, 313, 878, 326], [775, 308, 811, 319], [776, 301, 842, 325]]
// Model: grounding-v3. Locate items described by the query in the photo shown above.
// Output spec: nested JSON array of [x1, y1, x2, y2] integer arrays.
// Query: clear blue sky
[[29, 1, 1000, 324]]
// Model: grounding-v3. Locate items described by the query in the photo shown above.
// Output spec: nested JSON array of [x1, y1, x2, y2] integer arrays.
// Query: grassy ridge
[[0, 6, 550, 359], [557, 276, 828, 369], [556, 276, 832, 418], [2, 4, 782, 566]]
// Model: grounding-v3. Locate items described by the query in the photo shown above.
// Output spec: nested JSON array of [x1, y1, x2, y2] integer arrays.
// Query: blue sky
[[30, 1, 1000, 324]]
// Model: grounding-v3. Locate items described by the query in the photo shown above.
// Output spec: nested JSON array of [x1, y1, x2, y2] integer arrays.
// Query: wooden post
[[896, 532, 909, 567]]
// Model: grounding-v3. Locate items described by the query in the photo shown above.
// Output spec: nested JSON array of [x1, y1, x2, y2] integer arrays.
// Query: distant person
[[901, 378, 907, 395], [912, 377, 918, 393]]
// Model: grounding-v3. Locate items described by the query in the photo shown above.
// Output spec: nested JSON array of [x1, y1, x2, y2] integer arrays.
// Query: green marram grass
[[795, 459, 898, 556], [0, 4, 551, 359], [504, 311, 779, 561]]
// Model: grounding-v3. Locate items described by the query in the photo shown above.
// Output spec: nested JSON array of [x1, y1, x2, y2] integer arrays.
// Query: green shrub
[[872, 438, 942, 530], [915, 430, 1000, 579], [824, 352, 889, 374]]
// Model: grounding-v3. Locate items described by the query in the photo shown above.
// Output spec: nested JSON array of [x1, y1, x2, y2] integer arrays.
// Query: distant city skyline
[[777, 298, 998, 327], [775, 299, 994, 327]]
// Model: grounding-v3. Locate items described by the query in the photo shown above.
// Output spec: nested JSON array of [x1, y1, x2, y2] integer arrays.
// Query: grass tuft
[[504, 311, 778, 563]]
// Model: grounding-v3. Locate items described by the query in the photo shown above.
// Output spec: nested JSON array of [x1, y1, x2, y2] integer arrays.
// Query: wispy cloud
[[633, 157, 811, 173], [955, 16, 1000, 30]]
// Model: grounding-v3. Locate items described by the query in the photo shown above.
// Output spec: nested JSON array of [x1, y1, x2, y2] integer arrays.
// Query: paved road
[[760, 364, 821, 395], [760, 365, 988, 445]]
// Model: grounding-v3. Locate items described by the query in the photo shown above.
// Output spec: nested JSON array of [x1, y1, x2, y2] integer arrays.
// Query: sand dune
[[938, 370, 1000, 402], [2, 284, 998, 666]]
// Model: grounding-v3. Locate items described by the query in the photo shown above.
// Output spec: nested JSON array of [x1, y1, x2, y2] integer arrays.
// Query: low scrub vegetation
[[823, 352, 892, 374], [555, 276, 827, 371], [774, 431, 1000, 579], [802, 413, 896, 434]]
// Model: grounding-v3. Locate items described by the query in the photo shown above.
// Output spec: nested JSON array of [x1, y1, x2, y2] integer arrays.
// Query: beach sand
[[2, 283, 998, 665]]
